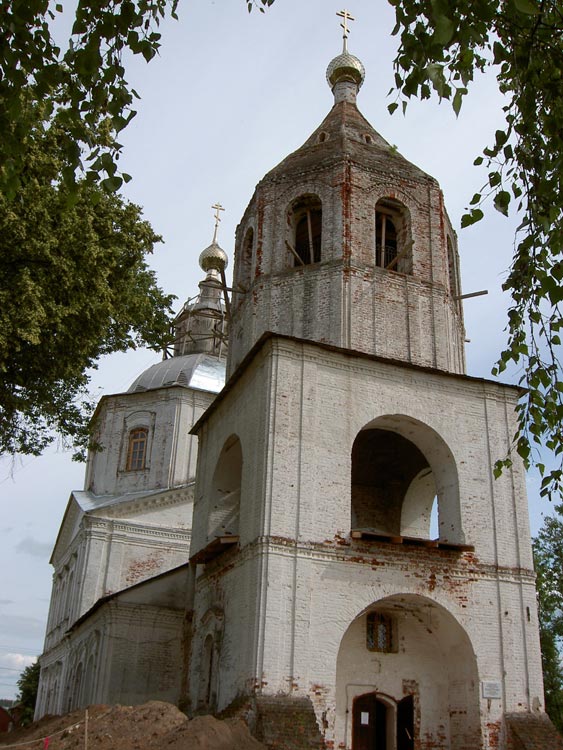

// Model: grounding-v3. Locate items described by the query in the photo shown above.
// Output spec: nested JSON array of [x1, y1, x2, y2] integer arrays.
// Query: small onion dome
[[326, 51, 365, 90], [199, 241, 228, 274]]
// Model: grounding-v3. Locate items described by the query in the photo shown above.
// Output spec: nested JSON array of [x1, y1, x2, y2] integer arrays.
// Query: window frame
[[126, 427, 149, 472], [366, 611, 396, 653]]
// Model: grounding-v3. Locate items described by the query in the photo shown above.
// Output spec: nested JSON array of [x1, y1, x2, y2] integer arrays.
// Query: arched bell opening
[[287, 194, 322, 267], [207, 435, 242, 540], [351, 415, 463, 545], [447, 235, 461, 314], [238, 226, 254, 292], [374, 198, 411, 274], [335, 595, 481, 750]]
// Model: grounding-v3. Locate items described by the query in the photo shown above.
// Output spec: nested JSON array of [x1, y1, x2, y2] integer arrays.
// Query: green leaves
[[461, 208, 484, 227], [493, 190, 511, 215], [0, 112, 175, 456], [1, 0, 177, 197], [513, 0, 540, 14]]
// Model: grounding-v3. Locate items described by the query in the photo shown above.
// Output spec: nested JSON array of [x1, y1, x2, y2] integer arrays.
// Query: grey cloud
[[15, 538, 52, 559], [0, 613, 46, 640]]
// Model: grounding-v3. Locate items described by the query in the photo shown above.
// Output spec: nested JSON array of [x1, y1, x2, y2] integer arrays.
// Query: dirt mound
[[0, 701, 266, 750]]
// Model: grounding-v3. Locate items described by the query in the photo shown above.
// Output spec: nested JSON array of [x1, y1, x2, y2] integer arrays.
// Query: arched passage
[[208, 435, 242, 540], [351, 414, 463, 544], [335, 594, 481, 750]]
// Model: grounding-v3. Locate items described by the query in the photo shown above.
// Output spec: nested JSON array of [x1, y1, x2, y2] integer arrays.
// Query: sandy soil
[[0, 701, 266, 750]]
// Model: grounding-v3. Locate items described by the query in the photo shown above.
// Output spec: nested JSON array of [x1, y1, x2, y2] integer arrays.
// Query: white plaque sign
[[361, 712, 370, 725], [482, 681, 502, 699]]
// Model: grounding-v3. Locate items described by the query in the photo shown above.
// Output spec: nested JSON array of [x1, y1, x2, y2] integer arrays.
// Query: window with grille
[[366, 612, 395, 653], [126, 428, 148, 471]]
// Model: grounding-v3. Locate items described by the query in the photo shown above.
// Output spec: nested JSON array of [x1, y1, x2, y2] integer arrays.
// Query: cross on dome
[[336, 9, 355, 52], [211, 202, 225, 243]]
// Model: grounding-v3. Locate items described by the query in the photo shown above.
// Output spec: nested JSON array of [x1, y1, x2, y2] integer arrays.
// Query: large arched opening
[[335, 594, 481, 749], [351, 414, 463, 545], [207, 434, 243, 540]]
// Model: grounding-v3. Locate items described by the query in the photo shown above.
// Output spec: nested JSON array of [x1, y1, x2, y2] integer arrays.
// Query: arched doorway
[[336, 595, 481, 749], [352, 692, 413, 750]]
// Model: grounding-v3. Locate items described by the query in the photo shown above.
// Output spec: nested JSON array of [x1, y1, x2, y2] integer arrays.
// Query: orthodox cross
[[336, 9, 355, 51], [211, 202, 225, 243]]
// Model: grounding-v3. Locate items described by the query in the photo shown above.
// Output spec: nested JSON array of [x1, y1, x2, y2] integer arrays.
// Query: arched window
[[288, 195, 322, 266], [366, 612, 396, 653], [375, 198, 411, 273], [126, 428, 148, 471]]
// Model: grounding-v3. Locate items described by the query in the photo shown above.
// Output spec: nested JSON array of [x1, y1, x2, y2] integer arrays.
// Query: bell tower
[[187, 16, 544, 750], [228, 17, 464, 377]]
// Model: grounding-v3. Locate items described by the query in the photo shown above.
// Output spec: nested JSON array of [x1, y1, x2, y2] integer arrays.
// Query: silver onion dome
[[326, 51, 365, 90], [199, 241, 228, 275]]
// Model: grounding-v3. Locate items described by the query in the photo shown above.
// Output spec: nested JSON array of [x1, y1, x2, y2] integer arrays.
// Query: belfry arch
[[335, 594, 481, 750], [207, 434, 243, 540], [351, 415, 463, 544], [287, 194, 322, 266], [374, 197, 412, 274]]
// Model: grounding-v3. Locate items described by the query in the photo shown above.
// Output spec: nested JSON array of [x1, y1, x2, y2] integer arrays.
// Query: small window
[[126, 428, 148, 471], [366, 612, 395, 653]]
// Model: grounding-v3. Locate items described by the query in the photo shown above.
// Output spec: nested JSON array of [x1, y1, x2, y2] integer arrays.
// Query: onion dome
[[199, 241, 228, 275], [326, 51, 365, 90]]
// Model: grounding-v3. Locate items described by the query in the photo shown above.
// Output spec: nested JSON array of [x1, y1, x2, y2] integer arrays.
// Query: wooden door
[[352, 693, 387, 750], [397, 695, 414, 750]]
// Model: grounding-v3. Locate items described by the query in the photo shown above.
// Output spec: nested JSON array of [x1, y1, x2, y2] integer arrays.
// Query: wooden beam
[[285, 240, 305, 266]]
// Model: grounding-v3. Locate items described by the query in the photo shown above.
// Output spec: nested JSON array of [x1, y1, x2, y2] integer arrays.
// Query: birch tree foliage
[[387, 0, 563, 498], [2, 0, 178, 198]]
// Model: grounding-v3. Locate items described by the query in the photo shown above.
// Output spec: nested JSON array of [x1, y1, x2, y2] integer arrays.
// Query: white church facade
[[36, 22, 555, 750]]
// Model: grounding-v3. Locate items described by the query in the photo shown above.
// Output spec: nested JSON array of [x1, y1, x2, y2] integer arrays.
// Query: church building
[[36, 14, 552, 750]]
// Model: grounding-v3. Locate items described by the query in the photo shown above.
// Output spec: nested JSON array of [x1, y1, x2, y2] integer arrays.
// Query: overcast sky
[[0, 0, 554, 699]]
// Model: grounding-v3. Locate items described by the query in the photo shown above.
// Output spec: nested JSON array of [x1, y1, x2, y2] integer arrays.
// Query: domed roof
[[326, 51, 365, 89], [128, 353, 226, 394], [199, 241, 228, 274], [260, 99, 434, 187]]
